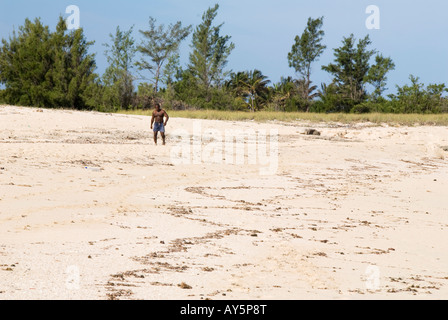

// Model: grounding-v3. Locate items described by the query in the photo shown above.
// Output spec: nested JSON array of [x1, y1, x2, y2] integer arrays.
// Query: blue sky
[[1, 0, 447, 94]]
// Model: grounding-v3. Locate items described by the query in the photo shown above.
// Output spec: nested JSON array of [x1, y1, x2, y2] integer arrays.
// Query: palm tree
[[296, 79, 319, 112], [226, 71, 249, 96], [239, 70, 270, 112], [272, 77, 319, 111], [317, 82, 349, 112], [273, 77, 297, 111]]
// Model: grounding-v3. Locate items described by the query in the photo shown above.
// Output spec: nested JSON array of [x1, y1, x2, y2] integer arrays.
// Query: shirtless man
[[151, 103, 169, 145]]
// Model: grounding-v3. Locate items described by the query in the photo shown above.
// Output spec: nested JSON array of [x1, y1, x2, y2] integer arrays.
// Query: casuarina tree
[[287, 17, 326, 110], [103, 26, 136, 109], [136, 17, 191, 93], [189, 4, 235, 96]]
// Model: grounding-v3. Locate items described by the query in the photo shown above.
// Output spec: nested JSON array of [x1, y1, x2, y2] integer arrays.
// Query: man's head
[[154, 102, 161, 111]]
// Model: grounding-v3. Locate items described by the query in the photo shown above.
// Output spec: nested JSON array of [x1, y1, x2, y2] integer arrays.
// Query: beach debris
[[314, 252, 327, 257], [178, 282, 193, 289], [441, 146, 448, 152], [202, 267, 214, 272], [304, 129, 321, 136]]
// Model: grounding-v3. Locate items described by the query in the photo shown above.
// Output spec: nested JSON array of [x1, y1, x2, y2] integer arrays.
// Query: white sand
[[0, 105, 447, 300]]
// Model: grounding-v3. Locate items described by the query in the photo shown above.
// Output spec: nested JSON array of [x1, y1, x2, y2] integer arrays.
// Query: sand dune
[[0, 105, 447, 300]]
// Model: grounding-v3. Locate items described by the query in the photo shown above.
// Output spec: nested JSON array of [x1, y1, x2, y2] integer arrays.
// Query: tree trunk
[[154, 65, 161, 93]]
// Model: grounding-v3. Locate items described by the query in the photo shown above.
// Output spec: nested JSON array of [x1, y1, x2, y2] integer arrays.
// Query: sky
[[0, 0, 447, 95]]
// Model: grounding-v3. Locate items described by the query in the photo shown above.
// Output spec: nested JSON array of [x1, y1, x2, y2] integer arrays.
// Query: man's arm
[[151, 112, 155, 129], [164, 110, 169, 126]]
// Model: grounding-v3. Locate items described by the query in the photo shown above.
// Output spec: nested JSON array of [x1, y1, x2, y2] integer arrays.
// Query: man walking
[[151, 102, 169, 145]]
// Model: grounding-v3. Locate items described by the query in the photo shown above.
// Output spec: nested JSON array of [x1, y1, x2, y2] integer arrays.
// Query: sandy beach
[[0, 105, 447, 300]]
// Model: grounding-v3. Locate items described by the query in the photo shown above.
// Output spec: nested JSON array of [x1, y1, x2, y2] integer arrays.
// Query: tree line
[[1, 4, 447, 113]]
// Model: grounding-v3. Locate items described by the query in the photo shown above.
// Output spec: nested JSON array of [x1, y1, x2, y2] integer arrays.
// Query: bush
[[351, 103, 372, 114]]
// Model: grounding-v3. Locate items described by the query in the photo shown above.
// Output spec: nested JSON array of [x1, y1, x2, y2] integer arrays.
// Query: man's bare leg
[[161, 132, 166, 145], [154, 132, 158, 145]]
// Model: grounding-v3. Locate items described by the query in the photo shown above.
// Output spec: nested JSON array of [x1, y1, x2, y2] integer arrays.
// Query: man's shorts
[[153, 122, 165, 133]]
